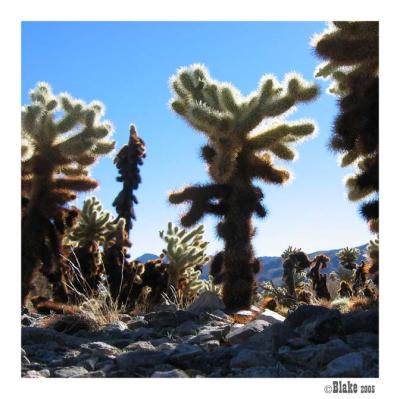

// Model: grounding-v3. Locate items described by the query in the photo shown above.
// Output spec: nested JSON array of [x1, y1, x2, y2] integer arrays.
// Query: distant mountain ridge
[[136, 244, 368, 285]]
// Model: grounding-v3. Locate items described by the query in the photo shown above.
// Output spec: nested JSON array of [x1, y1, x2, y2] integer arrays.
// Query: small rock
[[257, 309, 285, 325], [342, 309, 378, 335], [187, 292, 225, 314], [118, 314, 132, 323], [53, 366, 89, 378], [287, 337, 311, 349], [169, 344, 203, 364], [285, 305, 333, 328], [129, 327, 157, 341], [175, 320, 199, 336], [346, 332, 378, 349], [125, 341, 156, 352], [207, 310, 230, 320], [226, 319, 270, 345], [127, 318, 149, 330], [278, 338, 351, 368], [24, 370, 48, 378], [297, 309, 342, 343], [79, 357, 98, 371], [200, 340, 220, 351], [116, 350, 168, 370], [156, 342, 178, 355], [153, 303, 178, 312], [320, 352, 364, 377], [103, 321, 128, 333], [239, 367, 278, 378], [80, 341, 121, 357], [145, 311, 178, 328], [151, 369, 189, 378], [77, 370, 106, 378], [230, 349, 275, 369]]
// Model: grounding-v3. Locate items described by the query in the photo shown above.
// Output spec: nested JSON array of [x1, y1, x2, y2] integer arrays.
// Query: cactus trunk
[[220, 179, 256, 310]]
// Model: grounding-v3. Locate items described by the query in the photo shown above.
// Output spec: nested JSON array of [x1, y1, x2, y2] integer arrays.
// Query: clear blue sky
[[21, 21, 373, 258]]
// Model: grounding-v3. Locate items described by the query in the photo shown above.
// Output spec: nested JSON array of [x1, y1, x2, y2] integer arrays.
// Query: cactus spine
[[21, 83, 115, 304], [169, 64, 318, 310]]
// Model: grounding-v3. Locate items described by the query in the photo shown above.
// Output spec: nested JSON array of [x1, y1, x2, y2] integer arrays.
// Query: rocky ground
[[21, 292, 378, 378]]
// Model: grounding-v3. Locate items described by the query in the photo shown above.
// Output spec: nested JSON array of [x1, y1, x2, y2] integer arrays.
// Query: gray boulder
[[226, 319, 270, 345], [320, 352, 364, 377], [187, 292, 225, 314]]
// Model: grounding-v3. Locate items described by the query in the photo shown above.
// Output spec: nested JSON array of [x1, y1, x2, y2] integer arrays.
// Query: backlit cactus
[[112, 124, 146, 237], [314, 22, 379, 233], [169, 64, 318, 309], [21, 82, 115, 304], [159, 222, 209, 291]]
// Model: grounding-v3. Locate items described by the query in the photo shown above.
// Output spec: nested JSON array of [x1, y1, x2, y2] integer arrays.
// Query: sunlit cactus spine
[[314, 22, 379, 233], [168, 64, 318, 310], [159, 222, 209, 291], [112, 124, 146, 238], [21, 82, 115, 305]]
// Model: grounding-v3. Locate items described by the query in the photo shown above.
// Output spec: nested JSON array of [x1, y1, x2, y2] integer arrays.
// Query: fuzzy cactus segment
[[21, 83, 115, 305]]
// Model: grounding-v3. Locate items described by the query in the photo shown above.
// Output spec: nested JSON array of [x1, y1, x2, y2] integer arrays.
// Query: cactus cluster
[[21, 83, 115, 305], [314, 22, 379, 233], [169, 64, 318, 310], [159, 222, 209, 292]]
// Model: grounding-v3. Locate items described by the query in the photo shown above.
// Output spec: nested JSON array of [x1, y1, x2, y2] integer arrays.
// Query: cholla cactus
[[66, 197, 124, 298], [112, 124, 146, 237], [281, 246, 302, 260], [337, 246, 360, 270], [180, 267, 204, 300], [314, 22, 379, 233], [366, 237, 379, 285], [69, 197, 118, 246], [169, 64, 318, 309], [159, 222, 209, 290], [201, 275, 223, 297], [21, 82, 115, 304]]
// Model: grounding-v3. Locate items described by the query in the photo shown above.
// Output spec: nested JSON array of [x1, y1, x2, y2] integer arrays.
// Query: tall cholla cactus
[[159, 222, 209, 290], [314, 22, 379, 233], [168, 64, 318, 310], [21, 82, 115, 304], [337, 246, 360, 270], [112, 124, 146, 237]]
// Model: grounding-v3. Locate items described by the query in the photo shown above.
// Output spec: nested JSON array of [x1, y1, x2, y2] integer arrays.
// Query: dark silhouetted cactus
[[112, 124, 146, 237], [282, 250, 313, 298], [338, 281, 353, 298], [168, 64, 318, 310], [21, 83, 115, 305], [314, 22, 379, 233], [366, 237, 379, 285]]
